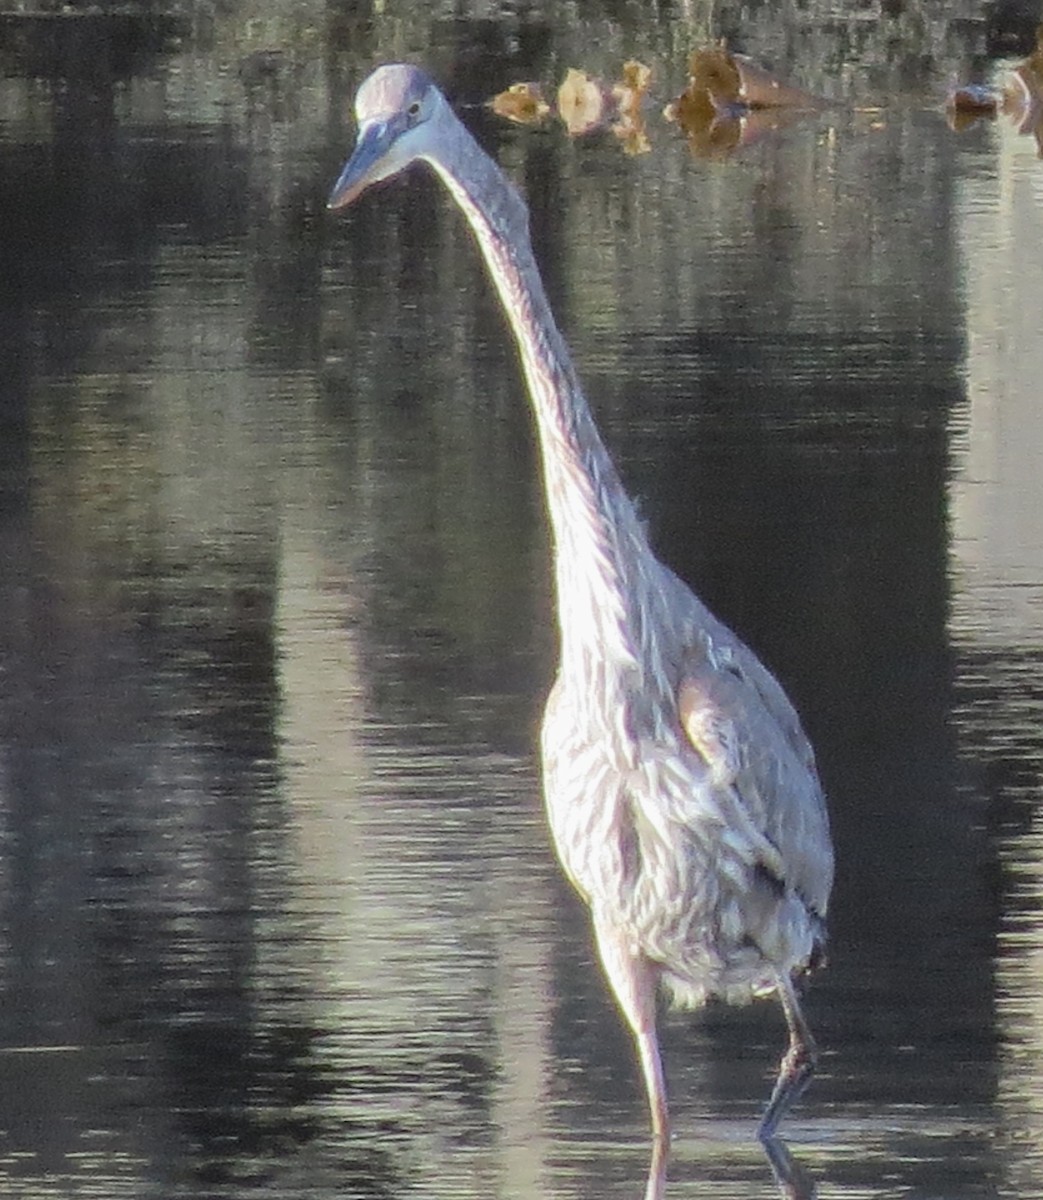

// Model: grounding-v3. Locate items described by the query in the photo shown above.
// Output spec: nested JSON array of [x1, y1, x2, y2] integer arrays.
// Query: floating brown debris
[[663, 87, 716, 129], [946, 25, 1043, 152], [687, 46, 743, 109], [664, 45, 822, 158], [669, 105, 745, 157], [613, 58, 652, 120], [732, 53, 826, 109], [611, 59, 652, 155], [669, 104, 810, 159], [489, 61, 651, 143], [946, 84, 1000, 115], [612, 122, 651, 156], [669, 44, 826, 121], [944, 83, 1000, 132], [557, 67, 608, 136], [488, 81, 551, 126]]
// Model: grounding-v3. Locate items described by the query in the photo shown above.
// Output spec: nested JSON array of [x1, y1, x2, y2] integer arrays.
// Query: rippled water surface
[[1, 3, 1042, 1197]]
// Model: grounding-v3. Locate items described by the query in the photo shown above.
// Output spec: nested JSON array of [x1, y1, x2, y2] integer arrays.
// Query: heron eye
[[407, 101, 421, 117]]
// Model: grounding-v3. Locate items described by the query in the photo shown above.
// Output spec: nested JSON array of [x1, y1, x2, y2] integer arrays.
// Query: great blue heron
[[328, 63, 833, 1160]]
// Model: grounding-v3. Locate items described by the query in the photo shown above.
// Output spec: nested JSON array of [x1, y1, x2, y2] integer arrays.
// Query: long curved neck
[[427, 125, 653, 673]]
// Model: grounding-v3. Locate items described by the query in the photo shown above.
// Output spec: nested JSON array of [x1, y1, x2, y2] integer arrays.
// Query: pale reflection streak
[[272, 421, 560, 1197], [951, 102, 1043, 1188]]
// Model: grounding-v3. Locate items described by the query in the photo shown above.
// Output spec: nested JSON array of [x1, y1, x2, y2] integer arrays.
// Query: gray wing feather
[[665, 575, 833, 920]]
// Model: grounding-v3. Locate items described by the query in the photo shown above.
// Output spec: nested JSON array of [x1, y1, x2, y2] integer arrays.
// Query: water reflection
[[0, 2, 1041, 1198], [951, 91, 1043, 1198]]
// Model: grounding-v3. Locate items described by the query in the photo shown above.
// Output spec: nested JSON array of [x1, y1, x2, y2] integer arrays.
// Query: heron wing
[[676, 634, 832, 919]]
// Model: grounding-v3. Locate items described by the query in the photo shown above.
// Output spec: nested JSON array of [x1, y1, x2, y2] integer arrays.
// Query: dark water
[[1, 3, 1042, 1197]]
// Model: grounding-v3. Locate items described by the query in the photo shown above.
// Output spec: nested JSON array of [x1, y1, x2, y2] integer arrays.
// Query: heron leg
[[760, 1133, 818, 1200], [645, 1132, 669, 1200], [592, 921, 670, 1147], [758, 971, 818, 1141]]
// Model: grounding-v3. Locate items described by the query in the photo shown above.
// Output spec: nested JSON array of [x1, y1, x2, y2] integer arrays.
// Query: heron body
[[329, 65, 833, 1149]]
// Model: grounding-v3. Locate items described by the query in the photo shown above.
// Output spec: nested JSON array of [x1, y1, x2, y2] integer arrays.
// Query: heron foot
[[757, 1037, 817, 1141], [759, 1132, 818, 1200]]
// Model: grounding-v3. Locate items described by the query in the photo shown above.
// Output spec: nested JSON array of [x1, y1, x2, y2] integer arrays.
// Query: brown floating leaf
[[668, 97, 818, 160], [946, 84, 1000, 116], [682, 106, 811, 159], [557, 67, 607, 136], [672, 43, 825, 122], [620, 59, 651, 92], [949, 24, 1043, 151], [944, 80, 1002, 133], [945, 109, 977, 133], [733, 54, 827, 109], [664, 49, 725, 147], [672, 108, 744, 158], [611, 59, 651, 155], [613, 123, 651, 156], [688, 46, 743, 107], [613, 58, 651, 119], [664, 87, 717, 129], [489, 82, 551, 125]]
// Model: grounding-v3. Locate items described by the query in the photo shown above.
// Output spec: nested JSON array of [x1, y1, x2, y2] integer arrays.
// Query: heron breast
[[542, 726, 711, 924]]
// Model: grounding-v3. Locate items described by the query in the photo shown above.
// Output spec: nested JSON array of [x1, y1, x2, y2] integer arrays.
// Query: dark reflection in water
[[0, 3, 1042, 1198]]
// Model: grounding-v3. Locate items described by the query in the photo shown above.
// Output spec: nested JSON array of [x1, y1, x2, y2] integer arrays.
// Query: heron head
[[327, 64, 446, 210]]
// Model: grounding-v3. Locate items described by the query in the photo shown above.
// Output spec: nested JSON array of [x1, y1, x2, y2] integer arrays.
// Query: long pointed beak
[[327, 120, 396, 210]]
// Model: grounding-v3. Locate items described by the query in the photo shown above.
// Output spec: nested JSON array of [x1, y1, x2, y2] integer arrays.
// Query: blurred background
[[1, 1, 1042, 1196]]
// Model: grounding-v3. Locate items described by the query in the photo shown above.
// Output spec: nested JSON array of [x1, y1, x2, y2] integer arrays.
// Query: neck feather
[[427, 124, 654, 672]]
